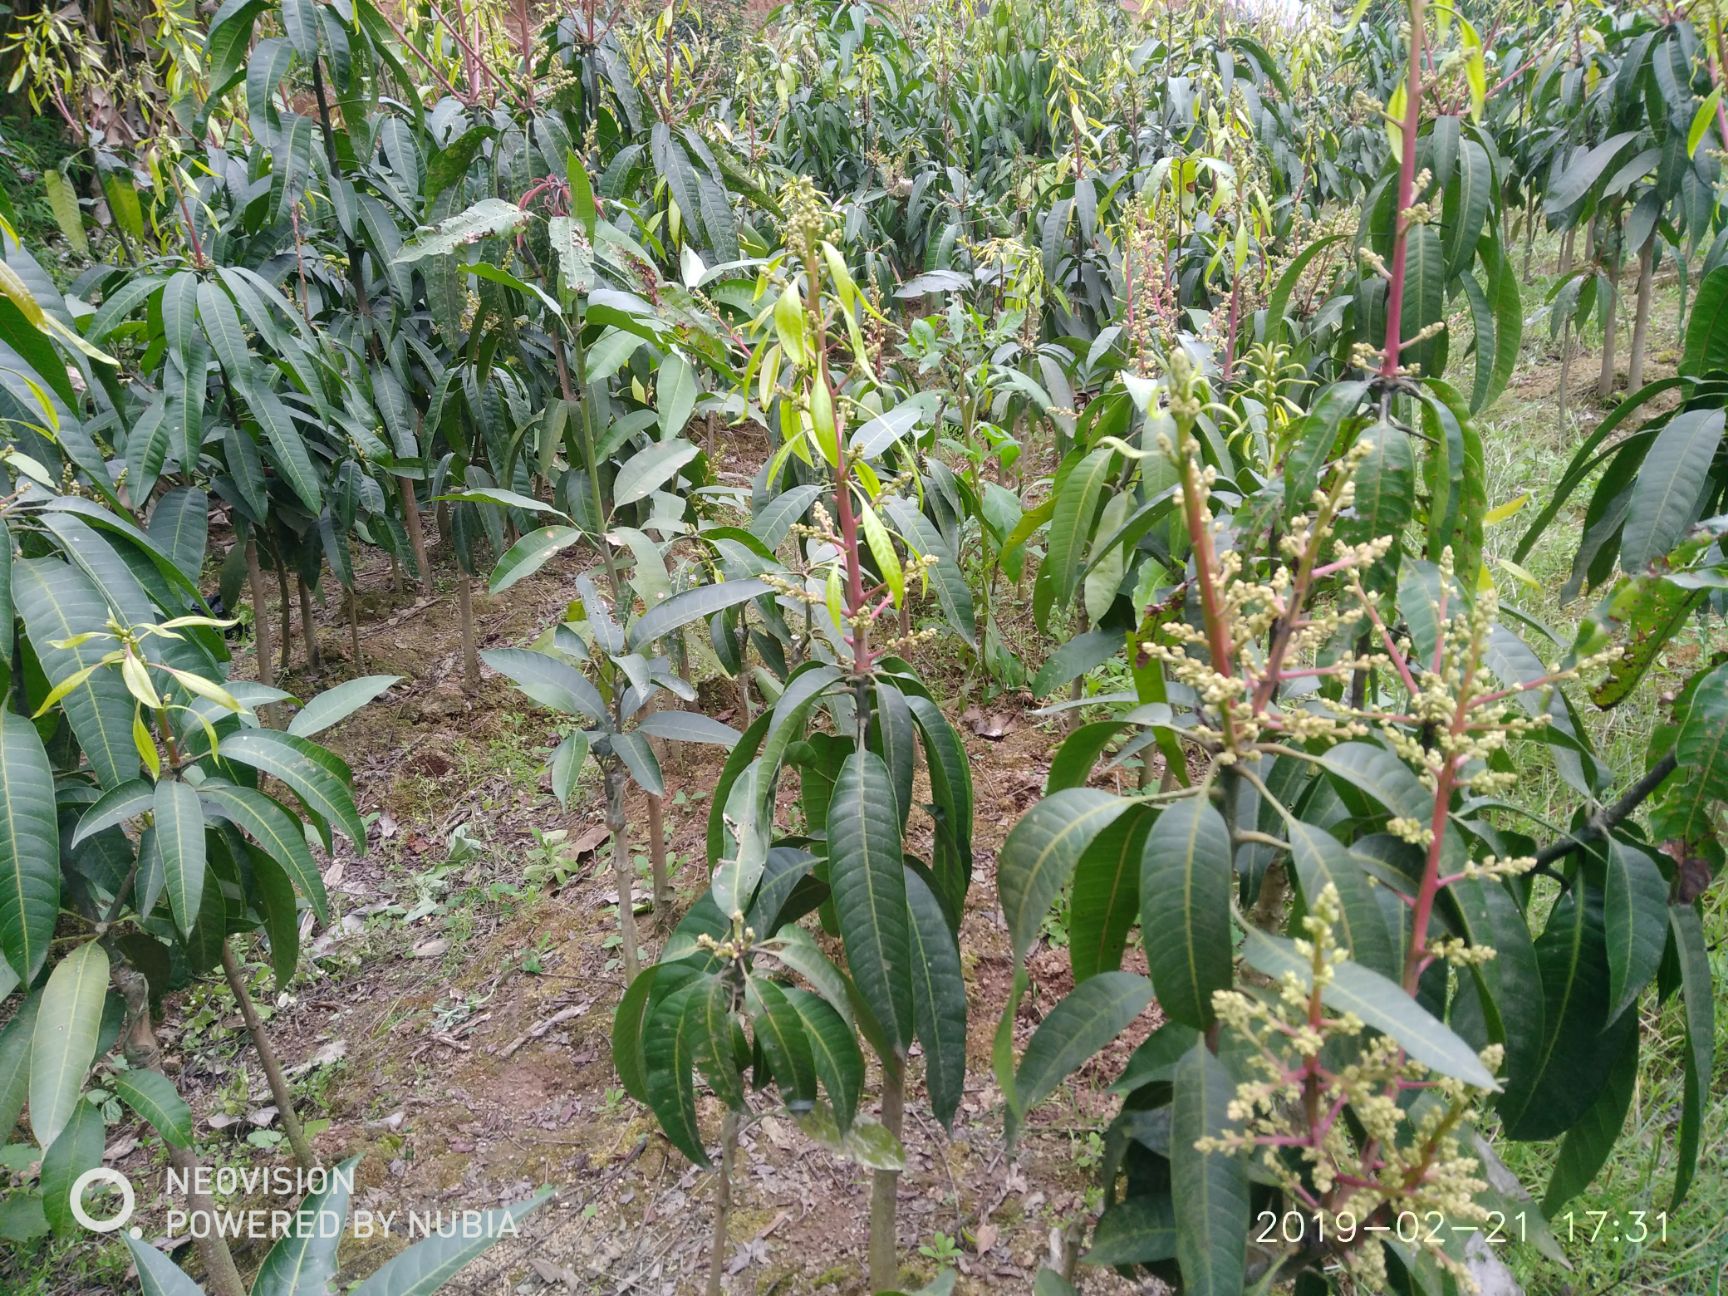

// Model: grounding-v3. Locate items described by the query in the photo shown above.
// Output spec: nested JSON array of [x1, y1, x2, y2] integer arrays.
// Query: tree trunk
[[1597, 235, 1620, 401], [867, 1060, 906, 1292], [1558, 224, 1575, 276], [646, 788, 670, 919], [219, 941, 316, 1171], [606, 766, 641, 983], [640, 694, 672, 920], [297, 577, 320, 668], [1558, 323, 1573, 427], [1627, 235, 1655, 392], [705, 1109, 739, 1296], [347, 586, 363, 669], [399, 473, 433, 592], [276, 563, 294, 673], [113, 962, 248, 1296], [457, 567, 479, 692], [246, 539, 276, 688]]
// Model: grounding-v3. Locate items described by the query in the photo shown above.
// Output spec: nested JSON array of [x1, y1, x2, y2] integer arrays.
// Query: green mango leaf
[[40, 1098, 103, 1234], [288, 675, 401, 740], [1015, 972, 1152, 1116], [613, 438, 699, 509], [125, 1231, 209, 1296], [0, 708, 60, 981], [490, 525, 583, 595], [905, 870, 966, 1127], [1171, 1043, 1250, 1296], [1602, 839, 1667, 1020], [1085, 1195, 1177, 1266], [998, 789, 1131, 963], [29, 942, 109, 1150], [1670, 904, 1713, 1208], [480, 648, 606, 725], [250, 1154, 357, 1296], [827, 751, 911, 1053], [395, 198, 529, 262], [110, 1068, 193, 1148], [629, 578, 772, 650], [350, 1187, 552, 1296], [1242, 928, 1496, 1089], [1140, 798, 1235, 1028], [154, 780, 206, 938]]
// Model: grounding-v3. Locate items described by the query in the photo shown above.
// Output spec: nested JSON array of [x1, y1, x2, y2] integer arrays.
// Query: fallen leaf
[[572, 823, 611, 856]]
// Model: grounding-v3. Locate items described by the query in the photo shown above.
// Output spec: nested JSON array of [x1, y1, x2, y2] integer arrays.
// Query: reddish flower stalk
[[1380, 0, 1426, 378]]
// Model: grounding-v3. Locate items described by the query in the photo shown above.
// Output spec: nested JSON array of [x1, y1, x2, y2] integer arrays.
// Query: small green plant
[[918, 1232, 962, 1265]]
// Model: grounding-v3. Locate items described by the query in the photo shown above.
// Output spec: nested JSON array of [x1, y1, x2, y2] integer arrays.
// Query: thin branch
[[1533, 750, 1678, 867]]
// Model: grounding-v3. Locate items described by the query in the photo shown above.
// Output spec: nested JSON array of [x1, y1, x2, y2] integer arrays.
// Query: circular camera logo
[[70, 1167, 137, 1235]]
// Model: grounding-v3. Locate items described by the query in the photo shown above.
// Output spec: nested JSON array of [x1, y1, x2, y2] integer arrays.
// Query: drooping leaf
[[1140, 798, 1234, 1028], [643, 980, 709, 1166], [250, 1154, 357, 1296], [1498, 886, 1617, 1136], [110, 1068, 194, 1148], [1242, 928, 1496, 1088], [1171, 1043, 1250, 1296], [0, 708, 59, 981], [1670, 904, 1713, 1208], [1601, 839, 1668, 1020], [153, 779, 206, 938], [998, 789, 1131, 963], [745, 976, 817, 1112], [1680, 265, 1728, 377], [349, 1189, 552, 1296], [1542, 1015, 1638, 1214], [827, 752, 911, 1053], [481, 648, 606, 724], [197, 783, 327, 923], [1015, 972, 1152, 1116], [40, 1098, 103, 1234], [1620, 408, 1723, 572], [218, 730, 364, 849], [905, 870, 966, 1127], [29, 942, 109, 1150], [781, 985, 863, 1131], [1068, 803, 1148, 981]]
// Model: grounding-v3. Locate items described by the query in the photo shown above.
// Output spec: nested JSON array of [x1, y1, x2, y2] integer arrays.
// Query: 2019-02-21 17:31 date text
[[1254, 1208, 1674, 1248]]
